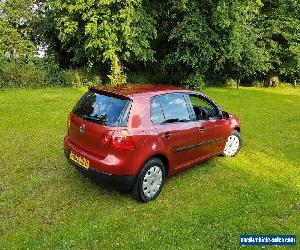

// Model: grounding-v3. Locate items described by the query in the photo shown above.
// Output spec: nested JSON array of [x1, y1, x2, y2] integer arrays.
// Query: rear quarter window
[[151, 98, 165, 125], [73, 91, 131, 126]]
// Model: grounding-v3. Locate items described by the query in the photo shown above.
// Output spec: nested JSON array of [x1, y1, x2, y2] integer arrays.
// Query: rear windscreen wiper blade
[[83, 114, 107, 124], [83, 115, 101, 121]]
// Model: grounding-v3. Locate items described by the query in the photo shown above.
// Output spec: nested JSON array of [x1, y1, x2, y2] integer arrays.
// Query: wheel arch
[[143, 153, 170, 177], [234, 126, 241, 132]]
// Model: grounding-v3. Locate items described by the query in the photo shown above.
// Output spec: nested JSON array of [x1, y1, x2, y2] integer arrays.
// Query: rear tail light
[[102, 129, 135, 150]]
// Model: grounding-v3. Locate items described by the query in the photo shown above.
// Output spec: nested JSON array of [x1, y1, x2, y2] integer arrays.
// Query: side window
[[151, 93, 191, 124], [188, 95, 219, 120], [151, 98, 165, 125]]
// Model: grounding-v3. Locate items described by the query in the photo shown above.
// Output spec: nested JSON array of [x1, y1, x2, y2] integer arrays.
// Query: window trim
[[150, 98, 166, 125], [117, 100, 132, 127], [150, 92, 194, 125]]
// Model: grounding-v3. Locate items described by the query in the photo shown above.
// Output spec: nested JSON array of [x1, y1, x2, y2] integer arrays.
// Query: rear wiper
[[83, 115, 106, 123], [83, 115, 100, 120]]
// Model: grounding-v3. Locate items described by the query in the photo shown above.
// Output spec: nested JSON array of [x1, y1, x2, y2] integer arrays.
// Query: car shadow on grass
[[66, 153, 220, 202], [62, 151, 132, 200]]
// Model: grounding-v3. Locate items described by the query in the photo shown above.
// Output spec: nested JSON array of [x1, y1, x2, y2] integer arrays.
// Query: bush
[[0, 60, 45, 88], [39, 56, 65, 86], [224, 79, 237, 88], [62, 69, 102, 87], [127, 72, 177, 84], [0, 55, 64, 88], [181, 73, 206, 90], [0, 54, 102, 88]]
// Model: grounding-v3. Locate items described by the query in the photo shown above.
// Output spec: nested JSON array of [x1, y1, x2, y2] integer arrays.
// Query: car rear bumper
[[64, 137, 136, 190]]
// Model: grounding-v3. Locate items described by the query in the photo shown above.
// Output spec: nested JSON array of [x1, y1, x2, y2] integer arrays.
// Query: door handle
[[162, 131, 172, 139], [198, 127, 205, 133]]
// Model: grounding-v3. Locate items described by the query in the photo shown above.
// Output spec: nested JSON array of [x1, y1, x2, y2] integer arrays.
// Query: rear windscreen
[[72, 91, 131, 126]]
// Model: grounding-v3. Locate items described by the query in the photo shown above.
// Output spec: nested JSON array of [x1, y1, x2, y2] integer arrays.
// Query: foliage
[[0, 20, 35, 60], [165, 1, 217, 75], [0, 0, 300, 87], [108, 54, 127, 85], [62, 68, 102, 88], [0, 55, 63, 88], [165, 0, 272, 87], [0, 55, 101, 88], [0, 0, 35, 30], [0, 0, 37, 59], [259, 0, 300, 85], [127, 72, 179, 84], [181, 73, 206, 90], [0, 59, 43, 88], [45, 0, 157, 83]]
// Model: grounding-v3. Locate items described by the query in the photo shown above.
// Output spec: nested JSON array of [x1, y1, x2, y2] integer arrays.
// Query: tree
[[213, 0, 271, 89], [46, 0, 157, 84], [0, 20, 35, 59], [0, 0, 36, 60], [259, 0, 300, 86], [166, 0, 271, 88], [165, 0, 217, 79]]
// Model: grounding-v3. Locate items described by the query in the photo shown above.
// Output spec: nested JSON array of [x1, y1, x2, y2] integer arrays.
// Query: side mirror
[[222, 111, 230, 119]]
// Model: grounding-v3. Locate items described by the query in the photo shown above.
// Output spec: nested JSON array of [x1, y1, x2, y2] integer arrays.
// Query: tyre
[[221, 130, 242, 157], [132, 158, 166, 202]]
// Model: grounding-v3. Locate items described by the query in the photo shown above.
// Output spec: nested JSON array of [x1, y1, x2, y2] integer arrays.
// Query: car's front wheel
[[222, 130, 242, 157], [132, 158, 166, 202]]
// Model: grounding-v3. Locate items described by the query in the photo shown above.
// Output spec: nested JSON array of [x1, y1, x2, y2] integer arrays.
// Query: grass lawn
[[1, 86, 299, 249]]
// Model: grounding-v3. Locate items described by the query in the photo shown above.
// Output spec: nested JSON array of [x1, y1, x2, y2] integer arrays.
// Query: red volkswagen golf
[[64, 84, 241, 202]]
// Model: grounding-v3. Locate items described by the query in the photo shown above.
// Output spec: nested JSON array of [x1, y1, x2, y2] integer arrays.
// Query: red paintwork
[[64, 84, 241, 177]]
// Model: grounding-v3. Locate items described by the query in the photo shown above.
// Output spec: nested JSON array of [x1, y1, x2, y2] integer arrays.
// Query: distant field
[[1, 87, 299, 249]]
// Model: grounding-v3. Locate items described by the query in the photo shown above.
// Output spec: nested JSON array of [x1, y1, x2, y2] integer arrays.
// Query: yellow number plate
[[70, 151, 89, 169]]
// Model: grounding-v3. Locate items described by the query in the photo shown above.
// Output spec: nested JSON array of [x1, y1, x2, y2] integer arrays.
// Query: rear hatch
[[68, 90, 131, 158]]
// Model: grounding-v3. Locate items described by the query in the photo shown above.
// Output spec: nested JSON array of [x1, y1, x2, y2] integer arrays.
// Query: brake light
[[102, 130, 135, 150]]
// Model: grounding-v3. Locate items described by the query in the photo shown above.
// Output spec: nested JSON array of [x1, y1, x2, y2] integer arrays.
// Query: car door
[[186, 94, 230, 160], [150, 93, 199, 171]]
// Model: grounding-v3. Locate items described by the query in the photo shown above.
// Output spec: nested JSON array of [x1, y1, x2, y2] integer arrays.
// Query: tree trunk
[[237, 78, 240, 90], [108, 53, 126, 85], [266, 71, 278, 87]]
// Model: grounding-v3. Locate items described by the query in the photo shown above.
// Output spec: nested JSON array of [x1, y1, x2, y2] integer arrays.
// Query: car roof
[[89, 83, 190, 98]]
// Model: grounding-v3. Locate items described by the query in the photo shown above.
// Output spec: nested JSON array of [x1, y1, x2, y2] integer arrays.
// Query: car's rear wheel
[[132, 158, 165, 202], [222, 130, 242, 157]]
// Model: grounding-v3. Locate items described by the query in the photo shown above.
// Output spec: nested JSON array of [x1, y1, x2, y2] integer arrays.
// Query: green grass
[[1, 87, 299, 249]]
